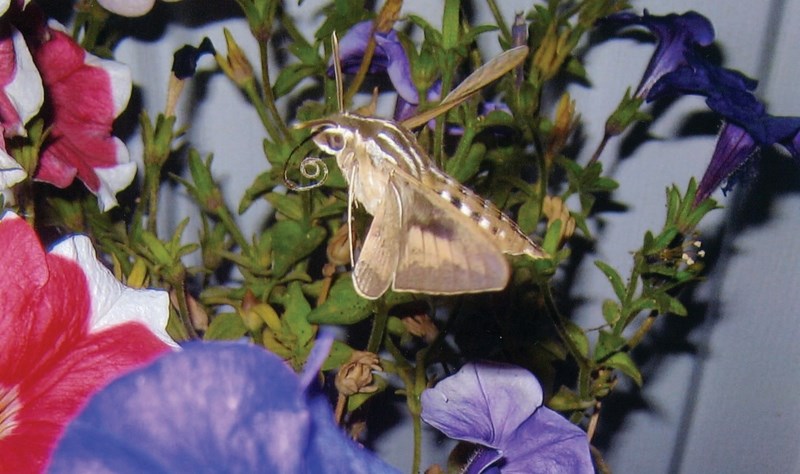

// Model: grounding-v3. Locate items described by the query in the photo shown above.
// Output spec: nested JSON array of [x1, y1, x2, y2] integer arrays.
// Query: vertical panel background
[[113, 1, 800, 472]]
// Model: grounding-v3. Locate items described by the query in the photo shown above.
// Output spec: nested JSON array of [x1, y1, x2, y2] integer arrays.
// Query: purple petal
[[421, 362, 543, 448], [604, 10, 714, 98], [373, 30, 418, 103], [696, 122, 756, 203], [499, 407, 593, 474], [50, 342, 400, 473], [332, 20, 419, 104], [305, 395, 400, 473]]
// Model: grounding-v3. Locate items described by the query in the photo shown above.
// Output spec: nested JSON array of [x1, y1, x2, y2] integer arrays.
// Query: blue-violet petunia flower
[[333, 20, 418, 105], [0, 211, 172, 474], [49, 339, 401, 473], [421, 362, 593, 474], [603, 10, 714, 99], [648, 49, 800, 203]]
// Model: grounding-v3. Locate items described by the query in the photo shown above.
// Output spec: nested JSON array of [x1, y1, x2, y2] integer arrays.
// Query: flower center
[[0, 384, 21, 440]]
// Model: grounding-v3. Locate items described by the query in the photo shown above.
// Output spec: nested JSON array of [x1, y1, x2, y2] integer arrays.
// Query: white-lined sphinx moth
[[295, 33, 546, 299]]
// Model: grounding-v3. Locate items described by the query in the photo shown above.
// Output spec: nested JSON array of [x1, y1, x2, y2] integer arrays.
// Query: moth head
[[310, 123, 352, 156]]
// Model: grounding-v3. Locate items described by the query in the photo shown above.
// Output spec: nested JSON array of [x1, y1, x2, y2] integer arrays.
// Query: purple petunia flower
[[49, 339, 400, 473], [333, 20, 418, 104], [421, 362, 593, 473], [603, 10, 714, 99]]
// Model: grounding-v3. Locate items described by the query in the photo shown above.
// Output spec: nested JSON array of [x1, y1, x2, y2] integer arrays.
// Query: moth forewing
[[401, 45, 529, 129]]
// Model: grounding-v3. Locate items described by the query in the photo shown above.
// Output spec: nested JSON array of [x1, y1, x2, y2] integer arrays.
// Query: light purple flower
[[49, 337, 400, 473], [603, 10, 714, 99], [421, 362, 593, 473], [333, 20, 418, 104]]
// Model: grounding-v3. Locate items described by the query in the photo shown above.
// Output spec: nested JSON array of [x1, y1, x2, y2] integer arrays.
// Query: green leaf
[[307, 277, 416, 325], [653, 292, 688, 317], [274, 63, 321, 98], [564, 320, 589, 359], [602, 299, 621, 325], [594, 329, 626, 362], [281, 282, 315, 349], [266, 192, 304, 220], [594, 260, 626, 302], [606, 352, 643, 386], [542, 219, 562, 256], [517, 198, 541, 235], [307, 277, 371, 324], [347, 375, 387, 412], [548, 385, 594, 411], [205, 312, 248, 340], [323, 340, 355, 370], [270, 220, 327, 277], [445, 142, 485, 183]]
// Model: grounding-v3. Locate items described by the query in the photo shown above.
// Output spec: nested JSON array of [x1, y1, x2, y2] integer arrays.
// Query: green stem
[[486, 0, 512, 44], [174, 278, 199, 339], [242, 80, 282, 143], [258, 41, 290, 139], [146, 165, 161, 234], [215, 204, 250, 253], [587, 132, 611, 165], [366, 298, 389, 354]]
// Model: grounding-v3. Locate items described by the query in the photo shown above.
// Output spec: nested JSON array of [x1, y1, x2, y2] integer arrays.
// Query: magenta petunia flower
[[421, 362, 593, 473], [28, 25, 136, 211], [0, 212, 173, 473]]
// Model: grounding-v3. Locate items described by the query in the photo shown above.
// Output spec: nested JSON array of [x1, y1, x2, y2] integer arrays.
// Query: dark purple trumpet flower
[[603, 10, 715, 99], [648, 49, 800, 203], [49, 339, 400, 473], [333, 20, 418, 104], [421, 362, 593, 473]]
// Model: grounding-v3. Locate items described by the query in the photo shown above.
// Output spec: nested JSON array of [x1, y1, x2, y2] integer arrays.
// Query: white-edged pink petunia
[[0, 211, 173, 473], [30, 25, 135, 211]]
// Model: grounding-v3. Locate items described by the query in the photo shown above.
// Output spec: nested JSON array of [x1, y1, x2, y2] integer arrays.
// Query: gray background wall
[[114, 1, 800, 472]]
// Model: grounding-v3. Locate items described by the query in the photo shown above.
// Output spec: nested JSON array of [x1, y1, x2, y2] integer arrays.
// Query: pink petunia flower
[[29, 25, 136, 211], [0, 212, 173, 473]]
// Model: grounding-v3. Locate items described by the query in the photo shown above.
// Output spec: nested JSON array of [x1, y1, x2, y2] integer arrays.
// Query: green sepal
[[205, 312, 249, 340]]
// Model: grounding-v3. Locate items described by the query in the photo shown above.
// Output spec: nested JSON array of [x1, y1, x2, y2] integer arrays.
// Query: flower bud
[[335, 351, 382, 396], [542, 195, 576, 245], [216, 29, 255, 87]]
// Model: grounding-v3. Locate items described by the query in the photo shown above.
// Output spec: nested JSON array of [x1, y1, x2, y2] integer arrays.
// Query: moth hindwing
[[297, 34, 544, 299]]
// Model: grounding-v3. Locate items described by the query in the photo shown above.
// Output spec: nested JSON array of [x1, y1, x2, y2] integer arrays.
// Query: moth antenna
[[283, 134, 329, 191], [332, 31, 344, 113]]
